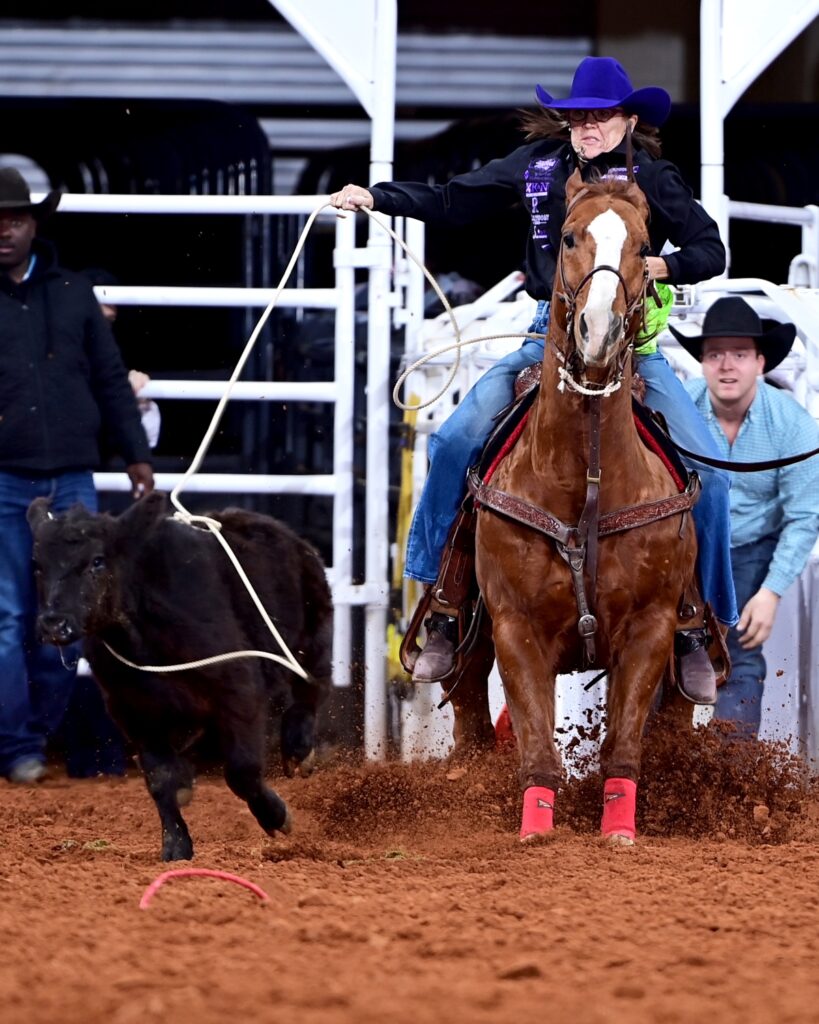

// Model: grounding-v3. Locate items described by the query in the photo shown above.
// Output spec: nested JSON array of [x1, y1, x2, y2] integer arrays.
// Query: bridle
[[553, 188, 652, 396]]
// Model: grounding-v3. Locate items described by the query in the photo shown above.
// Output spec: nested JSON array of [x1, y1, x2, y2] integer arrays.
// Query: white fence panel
[[37, 191, 381, 709]]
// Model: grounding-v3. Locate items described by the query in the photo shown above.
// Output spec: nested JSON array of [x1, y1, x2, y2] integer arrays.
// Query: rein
[[663, 437, 819, 473]]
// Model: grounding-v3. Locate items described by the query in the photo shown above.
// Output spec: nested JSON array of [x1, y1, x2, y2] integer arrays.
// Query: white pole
[[333, 211, 357, 688], [700, 0, 729, 261], [363, 0, 397, 759]]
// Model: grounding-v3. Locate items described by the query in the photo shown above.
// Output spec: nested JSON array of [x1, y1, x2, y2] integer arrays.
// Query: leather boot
[[675, 628, 717, 705], [412, 612, 459, 683]]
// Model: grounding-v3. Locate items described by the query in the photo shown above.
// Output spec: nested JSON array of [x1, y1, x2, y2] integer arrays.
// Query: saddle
[[481, 362, 690, 490], [399, 365, 730, 689]]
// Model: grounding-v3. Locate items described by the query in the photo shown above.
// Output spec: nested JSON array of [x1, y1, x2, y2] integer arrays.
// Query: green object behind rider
[[634, 281, 674, 356]]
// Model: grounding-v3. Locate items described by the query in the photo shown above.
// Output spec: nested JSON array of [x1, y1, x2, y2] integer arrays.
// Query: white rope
[[110, 205, 334, 679], [111, 199, 543, 678], [359, 208, 548, 412], [392, 331, 547, 411], [102, 640, 303, 675], [557, 366, 624, 397]]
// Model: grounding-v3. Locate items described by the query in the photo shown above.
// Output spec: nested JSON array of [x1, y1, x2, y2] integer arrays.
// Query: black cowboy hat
[[536, 57, 672, 127], [668, 296, 796, 373], [0, 167, 62, 220]]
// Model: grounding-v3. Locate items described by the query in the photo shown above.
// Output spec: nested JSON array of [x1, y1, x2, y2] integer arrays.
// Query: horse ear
[[565, 168, 585, 205]]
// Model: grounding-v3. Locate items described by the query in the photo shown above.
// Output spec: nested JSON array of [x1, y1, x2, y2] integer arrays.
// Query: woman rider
[[330, 56, 739, 704]]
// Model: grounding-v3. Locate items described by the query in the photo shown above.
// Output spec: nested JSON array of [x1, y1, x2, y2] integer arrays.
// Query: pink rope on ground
[[139, 868, 271, 910]]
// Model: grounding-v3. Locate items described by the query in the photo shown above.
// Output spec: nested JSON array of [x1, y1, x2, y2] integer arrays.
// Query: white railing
[[728, 199, 819, 288], [35, 192, 389, 728]]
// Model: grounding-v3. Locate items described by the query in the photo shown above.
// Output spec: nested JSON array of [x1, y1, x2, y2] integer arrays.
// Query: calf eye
[[91, 555, 106, 572]]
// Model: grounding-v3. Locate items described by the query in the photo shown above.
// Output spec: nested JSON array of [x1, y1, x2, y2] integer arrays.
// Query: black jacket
[[0, 239, 151, 474], [369, 139, 726, 299]]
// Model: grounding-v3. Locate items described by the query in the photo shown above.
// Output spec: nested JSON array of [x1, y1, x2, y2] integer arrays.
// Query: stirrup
[[400, 595, 486, 688], [411, 613, 459, 683], [399, 587, 434, 674]]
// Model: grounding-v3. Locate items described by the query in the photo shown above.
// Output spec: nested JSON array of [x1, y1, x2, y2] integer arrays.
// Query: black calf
[[28, 492, 333, 861]]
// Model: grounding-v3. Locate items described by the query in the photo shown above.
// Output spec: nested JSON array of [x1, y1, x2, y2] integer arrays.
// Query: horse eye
[[91, 555, 106, 572], [563, 232, 576, 249], [639, 242, 650, 258]]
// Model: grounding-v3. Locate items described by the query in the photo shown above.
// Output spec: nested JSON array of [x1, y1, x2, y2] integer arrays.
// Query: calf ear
[[114, 490, 170, 539], [26, 496, 53, 532]]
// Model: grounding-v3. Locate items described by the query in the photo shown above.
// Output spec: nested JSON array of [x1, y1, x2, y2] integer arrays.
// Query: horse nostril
[[607, 313, 624, 346]]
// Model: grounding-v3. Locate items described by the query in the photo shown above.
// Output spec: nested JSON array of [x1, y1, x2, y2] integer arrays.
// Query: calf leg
[[281, 699, 317, 777], [138, 746, 195, 861], [281, 619, 334, 776], [220, 710, 291, 837], [281, 671, 331, 778], [175, 755, 197, 807]]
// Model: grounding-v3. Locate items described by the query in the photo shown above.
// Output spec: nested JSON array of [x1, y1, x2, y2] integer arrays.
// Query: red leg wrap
[[601, 777, 637, 840], [520, 785, 555, 840]]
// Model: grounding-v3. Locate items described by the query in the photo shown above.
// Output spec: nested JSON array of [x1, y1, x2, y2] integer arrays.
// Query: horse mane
[[569, 175, 650, 221]]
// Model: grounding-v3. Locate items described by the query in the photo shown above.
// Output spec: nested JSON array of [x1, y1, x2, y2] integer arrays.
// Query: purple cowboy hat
[[668, 296, 797, 372], [0, 167, 61, 220], [536, 57, 671, 127]]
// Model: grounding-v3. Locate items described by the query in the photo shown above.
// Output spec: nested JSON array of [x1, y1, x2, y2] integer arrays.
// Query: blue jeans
[[405, 302, 738, 627], [0, 471, 98, 776], [405, 302, 551, 585], [714, 534, 779, 738]]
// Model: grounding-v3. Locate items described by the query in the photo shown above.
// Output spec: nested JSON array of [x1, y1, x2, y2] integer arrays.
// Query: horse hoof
[[519, 829, 556, 845], [604, 832, 635, 847]]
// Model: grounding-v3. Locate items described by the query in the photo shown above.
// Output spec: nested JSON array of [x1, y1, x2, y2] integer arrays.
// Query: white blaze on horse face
[[576, 208, 627, 367]]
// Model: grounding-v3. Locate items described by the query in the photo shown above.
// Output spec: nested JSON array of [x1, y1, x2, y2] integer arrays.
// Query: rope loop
[[111, 199, 541, 679]]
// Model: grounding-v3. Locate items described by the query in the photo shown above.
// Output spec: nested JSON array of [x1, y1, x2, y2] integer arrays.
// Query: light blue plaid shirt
[[685, 377, 819, 596]]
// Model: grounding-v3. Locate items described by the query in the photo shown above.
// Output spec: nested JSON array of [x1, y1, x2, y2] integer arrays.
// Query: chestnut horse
[[470, 171, 698, 844]]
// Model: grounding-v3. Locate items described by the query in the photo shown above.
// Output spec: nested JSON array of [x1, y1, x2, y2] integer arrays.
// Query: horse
[[466, 170, 699, 844]]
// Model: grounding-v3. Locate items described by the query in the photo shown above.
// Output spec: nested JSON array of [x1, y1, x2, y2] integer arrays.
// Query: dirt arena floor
[[1, 723, 818, 1024]]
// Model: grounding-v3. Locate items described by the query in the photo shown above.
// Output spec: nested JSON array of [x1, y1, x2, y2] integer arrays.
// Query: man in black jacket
[[0, 167, 153, 784]]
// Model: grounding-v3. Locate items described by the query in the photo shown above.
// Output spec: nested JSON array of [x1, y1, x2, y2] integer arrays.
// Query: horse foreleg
[[448, 623, 497, 758], [600, 628, 674, 844], [492, 615, 561, 841]]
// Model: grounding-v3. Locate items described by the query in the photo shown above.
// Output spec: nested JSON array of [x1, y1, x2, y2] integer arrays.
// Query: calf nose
[[38, 613, 78, 646]]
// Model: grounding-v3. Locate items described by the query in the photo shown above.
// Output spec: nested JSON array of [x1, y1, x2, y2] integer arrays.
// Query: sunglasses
[[567, 108, 626, 125]]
